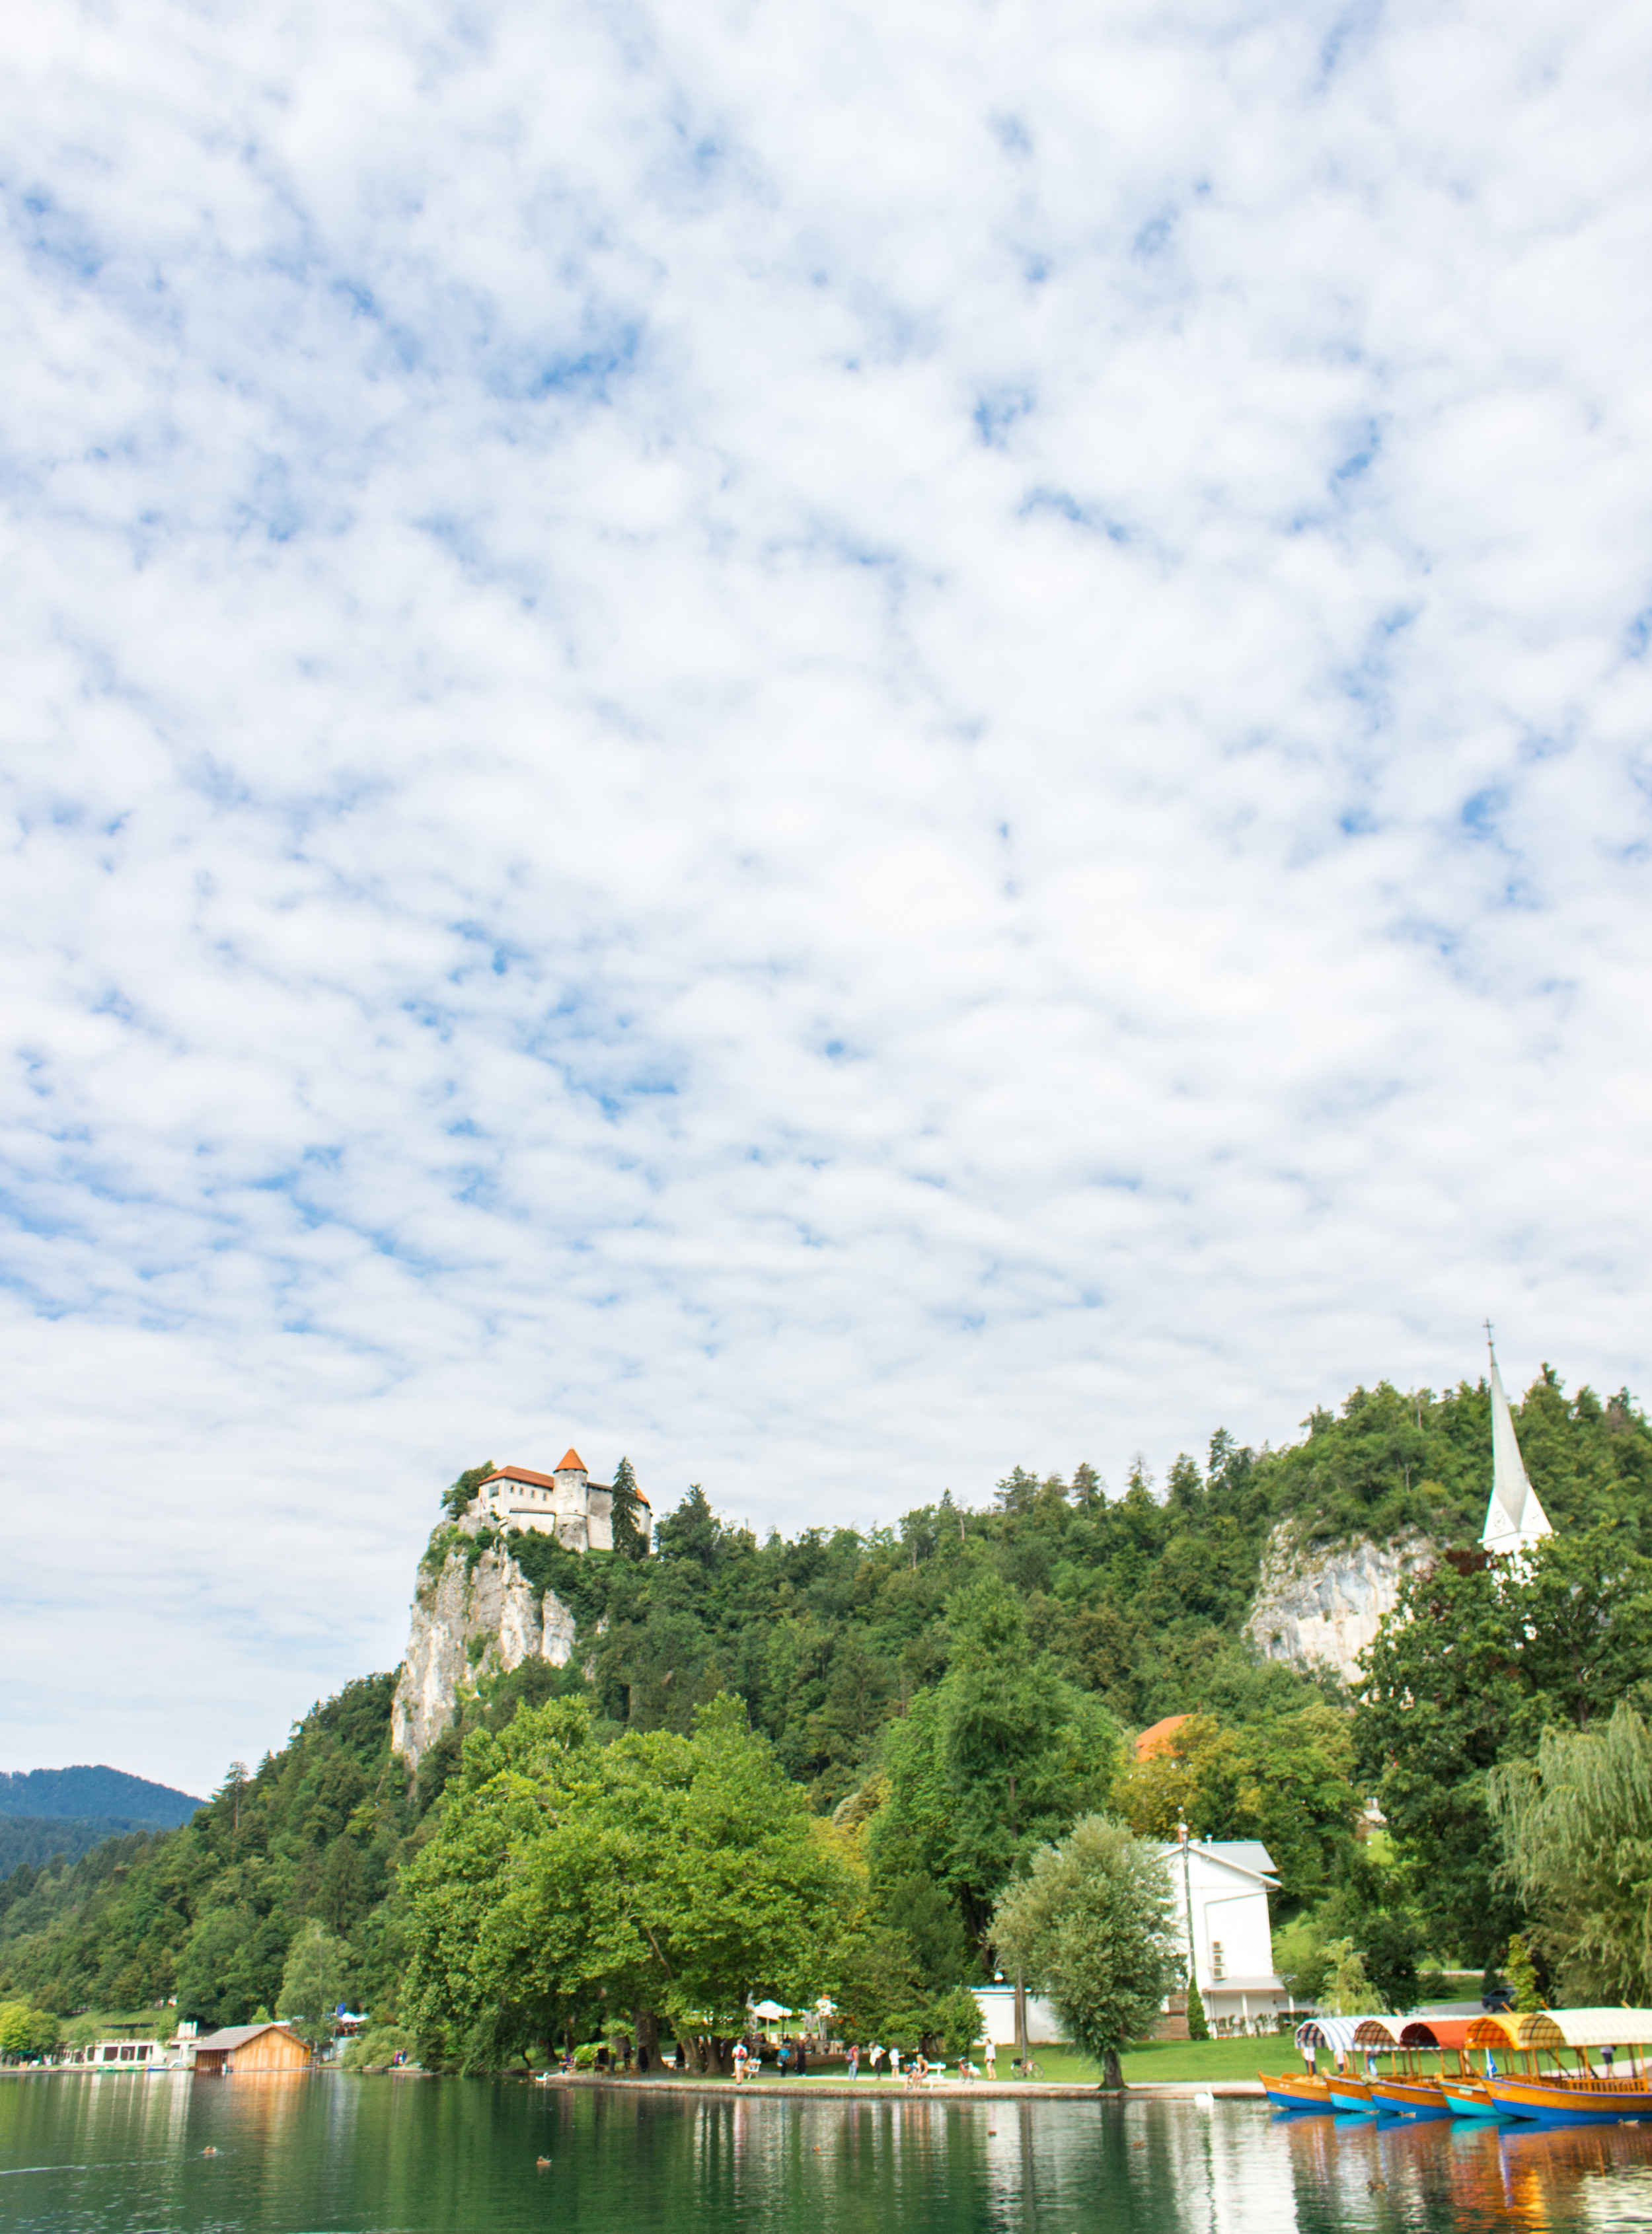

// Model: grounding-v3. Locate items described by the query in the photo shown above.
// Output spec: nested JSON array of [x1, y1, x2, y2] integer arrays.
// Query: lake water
[[5, 2075, 1652, 2234]]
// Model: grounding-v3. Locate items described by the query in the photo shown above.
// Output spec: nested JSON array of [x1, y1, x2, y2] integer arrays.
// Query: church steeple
[[1481, 1329, 1554, 1557]]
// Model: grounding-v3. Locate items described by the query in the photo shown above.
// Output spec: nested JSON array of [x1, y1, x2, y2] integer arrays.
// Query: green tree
[[1185, 1974, 1210, 2041], [1503, 1933, 1543, 2014], [277, 1920, 354, 2050], [1111, 1705, 1359, 1906], [990, 1815, 1179, 2090], [0, 2002, 60, 2061], [441, 1461, 497, 1520], [1355, 1533, 1652, 1964], [872, 1575, 1120, 1949], [1488, 1701, 1652, 2003], [609, 1458, 648, 1559], [404, 1695, 857, 2070], [1324, 1937, 1382, 2015], [1358, 1912, 1423, 2014]]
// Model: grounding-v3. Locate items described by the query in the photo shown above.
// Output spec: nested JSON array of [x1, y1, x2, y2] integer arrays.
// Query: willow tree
[[1488, 1701, 1652, 2003], [990, 1814, 1178, 2091]]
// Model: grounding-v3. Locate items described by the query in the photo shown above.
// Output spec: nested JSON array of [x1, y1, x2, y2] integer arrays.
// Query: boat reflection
[[1279, 2090, 1652, 2227]]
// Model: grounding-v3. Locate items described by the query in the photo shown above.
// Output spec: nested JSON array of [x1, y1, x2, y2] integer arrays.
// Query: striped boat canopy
[[1297, 2017, 1400, 2052], [1513, 2009, 1652, 2050], [1397, 2019, 1476, 2049]]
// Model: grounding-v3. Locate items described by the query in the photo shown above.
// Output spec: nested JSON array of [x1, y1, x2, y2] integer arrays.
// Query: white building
[[1160, 1835, 1290, 2034], [474, 1450, 651, 1553], [971, 1984, 1069, 2048]]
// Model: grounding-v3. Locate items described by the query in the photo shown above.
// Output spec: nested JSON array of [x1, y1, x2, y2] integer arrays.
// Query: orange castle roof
[[556, 1448, 586, 1473]]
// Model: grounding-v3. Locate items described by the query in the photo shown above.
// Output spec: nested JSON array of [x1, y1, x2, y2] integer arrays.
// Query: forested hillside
[[0, 1768, 204, 1825], [3, 1364, 1649, 2053]]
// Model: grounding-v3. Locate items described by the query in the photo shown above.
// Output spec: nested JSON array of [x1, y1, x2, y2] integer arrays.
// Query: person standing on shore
[[984, 2042, 996, 2081], [846, 2044, 859, 2079], [869, 2042, 885, 2078]]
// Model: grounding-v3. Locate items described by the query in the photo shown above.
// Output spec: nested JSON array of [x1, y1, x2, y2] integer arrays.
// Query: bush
[[339, 2024, 412, 2070]]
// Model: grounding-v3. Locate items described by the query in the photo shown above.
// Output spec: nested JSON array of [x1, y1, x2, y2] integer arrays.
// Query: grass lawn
[[625, 2039, 1304, 2087], [992, 2040, 1302, 2085]]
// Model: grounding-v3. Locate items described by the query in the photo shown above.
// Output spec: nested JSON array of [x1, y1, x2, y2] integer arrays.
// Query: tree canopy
[[1489, 1702, 1652, 2003], [991, 1816, 1180, 2088]]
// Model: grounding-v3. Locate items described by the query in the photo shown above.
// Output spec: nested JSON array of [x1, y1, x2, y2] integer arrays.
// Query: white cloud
[[3, 0, 1651, 1790]]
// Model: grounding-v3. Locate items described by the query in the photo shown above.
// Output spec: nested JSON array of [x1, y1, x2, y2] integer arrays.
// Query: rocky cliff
[[1244, 1525, 1430, 1684], [390, 1517, 578, 1771]]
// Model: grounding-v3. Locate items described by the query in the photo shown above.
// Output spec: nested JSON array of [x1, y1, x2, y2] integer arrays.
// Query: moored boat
[[1484, 2073, 1652, 2126], [1437, 2075, 1509, 2121], [1259, 2071, 1335, 2112]]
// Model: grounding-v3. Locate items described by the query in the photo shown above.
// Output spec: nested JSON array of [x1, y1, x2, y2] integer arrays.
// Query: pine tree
[[610, 1457, 647, 1559], [1185, 1973, 1210, 2040]]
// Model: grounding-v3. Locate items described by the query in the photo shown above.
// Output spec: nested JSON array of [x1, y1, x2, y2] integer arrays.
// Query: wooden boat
[[1259, 2071, 1335, 2112], [1485, 2073, 1652, 2125], [1437, 2075, 1507, 2120], [1263, 2017, 1406, 2116], [1465, 2008, 1652, 2123], [1363, 2018, 1478, 2122], [1369, 2073, 1453, 2120]]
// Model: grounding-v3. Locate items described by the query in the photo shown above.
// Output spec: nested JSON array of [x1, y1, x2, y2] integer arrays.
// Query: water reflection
[[3, 2077, 1652, 2234]]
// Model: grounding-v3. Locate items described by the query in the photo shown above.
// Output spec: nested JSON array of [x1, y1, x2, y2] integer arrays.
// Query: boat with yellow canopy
[[1479, 2009, 1652, 2124]]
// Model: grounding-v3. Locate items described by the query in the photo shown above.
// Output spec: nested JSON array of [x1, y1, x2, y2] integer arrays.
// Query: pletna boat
[[1478, 2011, 1652, 2125], [1261, 2019, 1392, 2115]]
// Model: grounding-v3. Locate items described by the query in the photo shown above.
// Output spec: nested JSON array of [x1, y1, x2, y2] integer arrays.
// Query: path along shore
[[1, 2066, 1264, 2099], [554, 2073, 1264, 2101]]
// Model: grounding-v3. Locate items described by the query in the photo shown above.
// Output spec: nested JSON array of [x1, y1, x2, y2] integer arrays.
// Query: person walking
[[796, 2037, 808, 2079], [889, 2048, 901, 2083], [984, 2042, 996, 2081], [846, 2044, 859, 2079]]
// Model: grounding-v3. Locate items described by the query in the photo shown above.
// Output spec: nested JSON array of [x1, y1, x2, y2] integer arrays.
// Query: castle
[[472, 1449, 652, 1553]]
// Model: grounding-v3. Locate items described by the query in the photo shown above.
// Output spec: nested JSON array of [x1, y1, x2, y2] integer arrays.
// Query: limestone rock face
[[390, 1530, 576, 1771], [1244, 1527, 1430, 1684]]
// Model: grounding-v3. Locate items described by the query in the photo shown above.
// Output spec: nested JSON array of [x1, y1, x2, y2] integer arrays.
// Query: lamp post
[[1178, 1816, 1198, 2034]]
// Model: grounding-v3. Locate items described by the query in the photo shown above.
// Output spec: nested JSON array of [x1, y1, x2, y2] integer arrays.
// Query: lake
[[5, 2075, 1652, 2233]]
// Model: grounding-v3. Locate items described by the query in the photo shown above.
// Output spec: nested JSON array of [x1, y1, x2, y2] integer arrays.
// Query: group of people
[[723, 2036, 995, 2084], [732, 2034, 810, 2081]]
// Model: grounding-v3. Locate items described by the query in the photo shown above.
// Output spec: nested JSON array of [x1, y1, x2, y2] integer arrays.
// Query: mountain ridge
[[0, 1766, 204, 1826]]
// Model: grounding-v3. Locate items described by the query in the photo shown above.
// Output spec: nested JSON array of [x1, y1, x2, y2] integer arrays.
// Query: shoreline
[[552, 2073, 1266, 2101], [0, 2066, 1265, 2101]]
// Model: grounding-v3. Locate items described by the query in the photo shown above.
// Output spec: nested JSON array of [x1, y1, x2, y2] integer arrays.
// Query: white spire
[[1481, 1331, 1553, 1557]]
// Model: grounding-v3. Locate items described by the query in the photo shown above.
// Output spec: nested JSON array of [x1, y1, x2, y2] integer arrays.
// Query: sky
[[4, 0, 1651, 1796]]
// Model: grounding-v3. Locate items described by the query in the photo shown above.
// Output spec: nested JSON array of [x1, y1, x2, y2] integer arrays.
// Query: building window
[[1211, 1941, 1226, 1981]]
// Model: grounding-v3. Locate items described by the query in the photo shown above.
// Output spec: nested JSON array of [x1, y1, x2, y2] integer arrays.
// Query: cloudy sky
[[5, 0, 1651, 1793]]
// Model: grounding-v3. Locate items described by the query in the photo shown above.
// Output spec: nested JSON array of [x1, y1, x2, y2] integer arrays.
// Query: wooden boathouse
[[191, 2023, 312, 2075]]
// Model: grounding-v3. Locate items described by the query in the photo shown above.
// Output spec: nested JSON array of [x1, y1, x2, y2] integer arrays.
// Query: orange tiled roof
[[1135, 1713, 1193, 1762], [556, 1448, 586, 1473], [483, 1464, 560, 1491], [480, 1458, 649, 1508]]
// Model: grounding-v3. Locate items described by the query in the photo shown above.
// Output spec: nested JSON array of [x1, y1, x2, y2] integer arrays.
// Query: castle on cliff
[[473, 1448, 652, 1554]]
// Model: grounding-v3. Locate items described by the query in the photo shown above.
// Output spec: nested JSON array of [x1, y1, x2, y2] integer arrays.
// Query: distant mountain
[[0, 1815, 173, 1877], [0, 1766, 204, 1827]]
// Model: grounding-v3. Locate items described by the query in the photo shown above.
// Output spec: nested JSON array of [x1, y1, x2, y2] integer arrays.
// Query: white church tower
[[1481, 1333, 1553, 1558]]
